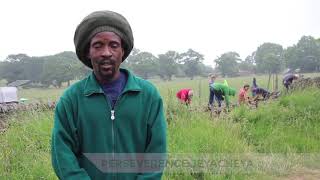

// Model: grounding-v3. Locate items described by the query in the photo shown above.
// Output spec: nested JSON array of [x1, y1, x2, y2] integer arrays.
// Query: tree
[[0, 54, 44, 83], [127, 51, 158, 79], [254, 43, 283, 90], [296, 36, 320, 72], [283, 45, 300, 70], [0, 51, 88, 87], [121, 48, 140, 70], [254, 43, 283, 74], [41, 51, 84, 87], [157, 51, 179, 80], [214, 52, 241, 77], [179, 49, 204, 80], [198, 63, 214, 77], [283, 36, 320, 72], [238, 52, 256, 73]]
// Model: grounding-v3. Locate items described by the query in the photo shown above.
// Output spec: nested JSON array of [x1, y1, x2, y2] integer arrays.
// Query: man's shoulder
[[133, 75, 158, 91], [130, 75, 161, 98]]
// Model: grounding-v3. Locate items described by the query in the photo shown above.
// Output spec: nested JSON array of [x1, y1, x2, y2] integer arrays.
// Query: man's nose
[[101, 47, 112, 57]]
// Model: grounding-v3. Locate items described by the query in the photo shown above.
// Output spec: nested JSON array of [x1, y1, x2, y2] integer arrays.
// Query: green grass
[[0, 110, 56, 180], [1, 74, 320, 179], [232, 88, 320, 153], [18, 88, 64, 102]]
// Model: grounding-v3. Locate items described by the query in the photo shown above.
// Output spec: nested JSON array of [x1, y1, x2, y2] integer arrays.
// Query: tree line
[[0, 49, 213, 87], [215, 35, 320, 77], [0, 35, 319, 88]]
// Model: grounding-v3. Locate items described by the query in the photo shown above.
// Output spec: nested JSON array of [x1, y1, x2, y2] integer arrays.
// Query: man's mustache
[[96, 59, 115, 65]]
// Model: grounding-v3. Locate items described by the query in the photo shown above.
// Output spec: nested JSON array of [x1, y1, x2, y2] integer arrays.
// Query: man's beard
[[96, 59, 117, 81]]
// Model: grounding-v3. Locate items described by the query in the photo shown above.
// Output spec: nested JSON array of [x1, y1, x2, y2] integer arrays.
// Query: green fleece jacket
[[51, 69, 167, 180], [210, 82, 236, 108]]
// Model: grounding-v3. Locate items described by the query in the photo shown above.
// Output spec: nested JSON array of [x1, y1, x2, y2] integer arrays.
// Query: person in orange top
[[238, 84, 250, 105], [176, 88, 193, 105]]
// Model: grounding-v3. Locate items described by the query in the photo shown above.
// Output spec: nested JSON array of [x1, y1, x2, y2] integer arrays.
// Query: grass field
[[1, 73, 320, 179]]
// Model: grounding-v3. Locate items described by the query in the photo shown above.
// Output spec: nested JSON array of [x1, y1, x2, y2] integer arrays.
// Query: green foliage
[[123, 48, 208, 80], [284, 36, 320, 72], [232, 88, 320, 153], [157, 51, 180, 80], [254, 43, 284, 74], [41, 52, 83, 87], [126, 51, 158, 79], [0, 111, 56, 179], [179, 49, 205, 80], [215, 52, 241, 77], [0, 54, 44, 83], [238, 54, 256, 73], [0, 52, 89, 87]]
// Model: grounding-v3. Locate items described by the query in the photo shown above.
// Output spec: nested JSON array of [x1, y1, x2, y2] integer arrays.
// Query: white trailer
[[0, 87, 18, 103]]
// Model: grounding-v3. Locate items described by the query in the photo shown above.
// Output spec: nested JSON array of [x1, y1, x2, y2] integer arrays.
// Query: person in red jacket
[[238, 84, 250, 105], [176, 88, 193, 105]]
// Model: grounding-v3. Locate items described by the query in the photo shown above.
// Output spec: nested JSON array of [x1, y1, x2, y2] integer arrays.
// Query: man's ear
[[86, 52, 92, 67], [120, 48, 125, 61]]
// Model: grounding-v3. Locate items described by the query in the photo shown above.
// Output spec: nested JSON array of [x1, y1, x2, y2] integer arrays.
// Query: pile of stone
[[0, 100, 56, 114], [292, 77, 320, 90]]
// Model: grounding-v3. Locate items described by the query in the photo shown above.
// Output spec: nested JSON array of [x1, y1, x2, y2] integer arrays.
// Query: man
[[208, 74, 217, 109], [252, 87, 271, 100], [251, 77, 271, 100], [283, 73, 299, 91], [238, 84, 250, 105], [51, 10, 167, 179], [210, 82, 236, 110], [251, 77, 258, 97], [176, 88, 193, 106]]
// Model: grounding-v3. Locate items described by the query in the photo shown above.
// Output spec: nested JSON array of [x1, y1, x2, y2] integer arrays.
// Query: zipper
[[111, 109, 115, 164], [111, 97, 121, 156], [109, 93, 124, 179], [111, 109, 115, 179]]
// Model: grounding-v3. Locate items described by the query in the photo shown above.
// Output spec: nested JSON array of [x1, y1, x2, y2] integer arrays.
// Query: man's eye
[[110, 42, 120, 49], [93, 43, 102, 48]]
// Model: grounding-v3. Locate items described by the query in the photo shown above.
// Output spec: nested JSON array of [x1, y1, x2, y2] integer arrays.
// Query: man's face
[[244, 86, 250, 91], [88, 31, 124, 82]]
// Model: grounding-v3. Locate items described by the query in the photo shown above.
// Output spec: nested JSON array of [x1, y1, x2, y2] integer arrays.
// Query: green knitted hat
[[74, 10, 134, 68]]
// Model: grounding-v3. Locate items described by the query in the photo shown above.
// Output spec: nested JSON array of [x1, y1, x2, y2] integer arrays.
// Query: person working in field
[[210, 82, 236, 110], [208, 74, 217, 109], [251, 77, 271, 100], [238, 84, 251, 105], [176, 88, 193, 106], [283, 73, 299, 91], [51, 10, 167, 179]]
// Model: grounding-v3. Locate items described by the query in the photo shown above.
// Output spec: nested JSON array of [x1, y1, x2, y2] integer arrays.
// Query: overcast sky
[[0, 0, 320, 66]]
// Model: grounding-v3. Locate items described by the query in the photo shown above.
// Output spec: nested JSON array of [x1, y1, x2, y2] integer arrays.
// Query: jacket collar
[[83, 68, 142, 96]]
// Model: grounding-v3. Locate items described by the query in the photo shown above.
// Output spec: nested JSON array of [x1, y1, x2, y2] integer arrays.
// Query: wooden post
[[267, 73, 271, 90], [275, 73, 278, 91], [198, 80, 201, 107], [272, 73, 275, 91]]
